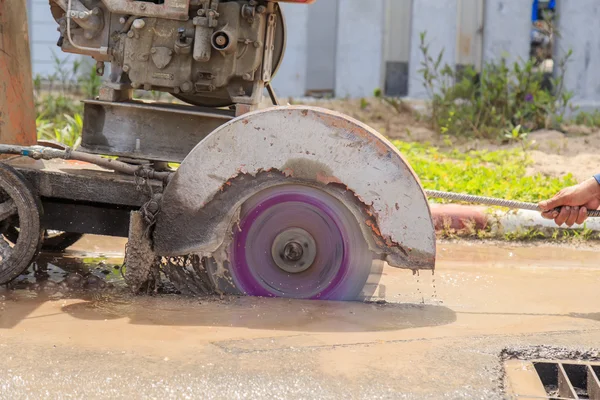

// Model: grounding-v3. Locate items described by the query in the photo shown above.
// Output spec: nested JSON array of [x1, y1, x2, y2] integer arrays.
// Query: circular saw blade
[[207, 183, 383, 301]]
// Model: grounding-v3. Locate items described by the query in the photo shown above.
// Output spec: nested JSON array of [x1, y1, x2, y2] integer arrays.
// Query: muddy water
[[1, 237, 600, 398]]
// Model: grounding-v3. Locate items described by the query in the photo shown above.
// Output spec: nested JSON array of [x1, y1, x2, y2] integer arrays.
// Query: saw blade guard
[[154, 106, 435, 299]]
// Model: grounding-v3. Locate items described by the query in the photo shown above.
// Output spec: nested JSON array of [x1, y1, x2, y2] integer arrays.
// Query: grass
[[393, 140, 576, 203], [392, 140, 600, 242]]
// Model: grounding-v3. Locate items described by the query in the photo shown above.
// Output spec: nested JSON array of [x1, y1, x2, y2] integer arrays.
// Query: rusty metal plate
[[80, 100, 234, 162]]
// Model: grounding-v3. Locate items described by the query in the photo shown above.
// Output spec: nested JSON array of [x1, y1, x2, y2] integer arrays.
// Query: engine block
[[50, 0, 285, 107]]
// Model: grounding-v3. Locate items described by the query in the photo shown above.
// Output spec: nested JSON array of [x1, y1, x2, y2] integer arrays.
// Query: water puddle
[[1, 237, 599, 336]]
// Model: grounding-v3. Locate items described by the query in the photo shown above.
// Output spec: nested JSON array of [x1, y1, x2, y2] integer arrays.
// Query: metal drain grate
[[505, 359, 600, 399]]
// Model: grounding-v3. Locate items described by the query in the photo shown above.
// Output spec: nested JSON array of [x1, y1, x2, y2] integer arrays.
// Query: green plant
[[36, 113, 83, 148], [373, 88, 412, 114], [574, 110, 600, 128], [78, 64, 102, 99], [393, 140, 577, 203], [417, 32, 574, 140], [360, 98, 369, 110]]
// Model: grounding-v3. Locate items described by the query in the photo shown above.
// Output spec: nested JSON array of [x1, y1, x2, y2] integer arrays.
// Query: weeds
[[416, 32, 574, 140], [501, 226, 600, 242], [574, 110, 600, 128], [33, 54, 100, 147]]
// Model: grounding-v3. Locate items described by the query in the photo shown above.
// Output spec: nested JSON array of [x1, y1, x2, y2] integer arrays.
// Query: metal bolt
[[257, 5, 266, 13], [215, 35, 227, 47], [119, 17, 127, 24], [127, 30, 135, 38], [253, 41, 261, 48], [181, 81, 193, 92], [140, 54, 149, 61], [243, 73, 252, 81], [151, 48, 157, 54], [139, 3, 146, 10], [122, 65, 130, 73], [132, 19, 146, 30], [92, 8, 100, 15], [283, 242, 304, 262], [197, 9, 205, 16]]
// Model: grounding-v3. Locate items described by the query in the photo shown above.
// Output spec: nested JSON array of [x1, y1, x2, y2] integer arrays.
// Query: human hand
[[538, 178, 600, 227]]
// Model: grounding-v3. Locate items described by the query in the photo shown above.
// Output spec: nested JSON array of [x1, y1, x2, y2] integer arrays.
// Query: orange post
[[0, 0, 37, 146]]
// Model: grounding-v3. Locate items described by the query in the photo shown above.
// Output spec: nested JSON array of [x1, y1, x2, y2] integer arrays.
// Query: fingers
[[543, 206, 589, 226], [565, 206, 580, 227], [576, 207, 588, 225], [541, 210, 559, 220], [554, 206, 571, 226]]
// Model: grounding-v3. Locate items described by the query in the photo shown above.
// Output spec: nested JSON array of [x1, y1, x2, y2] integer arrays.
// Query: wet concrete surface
[[1, 237, 600, 399]]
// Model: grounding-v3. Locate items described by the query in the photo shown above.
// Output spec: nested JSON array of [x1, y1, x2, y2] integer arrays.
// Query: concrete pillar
[[555, 0, 600, 113], [335, 0, 385, 98], [408, 0, 457, 99], [482, 0, 532, 67], [271, 4, 309, 98]]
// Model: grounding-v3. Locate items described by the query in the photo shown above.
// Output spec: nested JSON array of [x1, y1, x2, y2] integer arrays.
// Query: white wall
[[555, 0, 600, 113], [335, 0, 385, 98], [483, 0, 532, 67], [29, 0, 77, 77], [271, 3, 309, 98], [408, 0, 458, 99]]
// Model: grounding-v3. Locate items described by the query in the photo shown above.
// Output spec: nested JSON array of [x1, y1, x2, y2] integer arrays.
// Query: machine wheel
[[207, 184, 374, 301], [0, 163, 44, 285], [3, 228, 83, 252]]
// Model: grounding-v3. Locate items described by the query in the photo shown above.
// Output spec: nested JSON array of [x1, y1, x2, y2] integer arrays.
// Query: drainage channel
[[505, 359, 600, 399]]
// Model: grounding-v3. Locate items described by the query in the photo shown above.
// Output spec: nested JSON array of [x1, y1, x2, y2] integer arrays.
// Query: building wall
[[271, 4, 309, 98], [555, 0, 600, 113]]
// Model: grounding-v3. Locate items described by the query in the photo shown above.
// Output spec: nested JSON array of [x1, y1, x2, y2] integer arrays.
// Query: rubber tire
[[0, 163, 44, 285]]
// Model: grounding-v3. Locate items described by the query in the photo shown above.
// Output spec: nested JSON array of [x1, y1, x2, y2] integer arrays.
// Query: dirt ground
[[295, 98, 600, 184]]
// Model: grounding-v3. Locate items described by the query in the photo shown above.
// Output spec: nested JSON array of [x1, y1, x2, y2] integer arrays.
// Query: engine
[[49, 0, 286, 107]]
